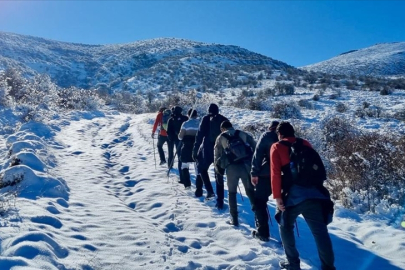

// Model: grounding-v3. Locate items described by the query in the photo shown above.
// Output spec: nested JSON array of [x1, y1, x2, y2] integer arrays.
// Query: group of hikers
[[151, 103, 336, 270]]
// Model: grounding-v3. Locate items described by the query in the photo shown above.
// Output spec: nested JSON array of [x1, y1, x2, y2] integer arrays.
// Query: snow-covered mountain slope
[[302, 42, 405, 77], [0, 31, 293, 91]]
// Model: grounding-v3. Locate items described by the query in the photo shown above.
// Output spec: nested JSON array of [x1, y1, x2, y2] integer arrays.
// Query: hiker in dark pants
[[192, 104, 228, 206], [178, 108, 200, 189], [152, 107, 169, 165], [167, 106, 188, 181], [271, 121, 336, 270], [214, 120, 256, 226], [250, 120, 279, 242]]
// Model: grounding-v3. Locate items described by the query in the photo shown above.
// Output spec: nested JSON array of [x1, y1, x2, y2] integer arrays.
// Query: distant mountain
[[0, 31, 294, 91], [302, 42, 405, 77]]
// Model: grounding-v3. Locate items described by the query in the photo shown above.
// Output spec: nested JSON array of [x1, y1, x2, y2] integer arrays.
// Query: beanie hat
[[208, 103, 219, 116], [187, 108, 197, 118], [268, 121, 280, 131]]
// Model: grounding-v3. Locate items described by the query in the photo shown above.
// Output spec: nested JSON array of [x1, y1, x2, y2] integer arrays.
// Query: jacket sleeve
[[178, 123, 186, 140], [245, 133, 257, 154], [152, 113, 162, 134], [214, 135, 224, 169], [251, 133, 265, 177], [270, 143, 282, 199], [193, 116, 209, 155]]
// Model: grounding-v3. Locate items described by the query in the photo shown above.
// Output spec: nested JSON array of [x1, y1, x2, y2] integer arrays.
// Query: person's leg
[[156, 135, 166, 164], [301, 200, 336, 270], [254, 198, 270, 239], [175, 140, 182, 172], [253, 176, 271, 239], [181, 162, 191, 188], [200, 170, 214, 196], [215, 172, 224, 208], [279, 205, 302, 270], [195, 174, 203, 197], [239, 165, 255, 209], [226, 168, 239, 225], [167, 140, 174, 169]]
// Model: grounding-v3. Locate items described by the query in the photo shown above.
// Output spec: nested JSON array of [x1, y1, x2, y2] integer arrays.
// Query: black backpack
[[280, 138, 326, 191], [222, 130, 252, 164]]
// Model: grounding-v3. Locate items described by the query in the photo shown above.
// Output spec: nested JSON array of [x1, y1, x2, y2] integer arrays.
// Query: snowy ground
[[0, 105, 405, 270]]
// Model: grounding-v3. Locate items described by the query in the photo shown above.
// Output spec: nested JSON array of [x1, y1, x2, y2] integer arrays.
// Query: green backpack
[[161, 109, 172, 131]]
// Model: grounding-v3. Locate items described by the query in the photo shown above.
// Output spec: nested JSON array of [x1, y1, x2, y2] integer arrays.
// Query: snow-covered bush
[[321, 116, 405, 212], [271, 101, 301, 119]]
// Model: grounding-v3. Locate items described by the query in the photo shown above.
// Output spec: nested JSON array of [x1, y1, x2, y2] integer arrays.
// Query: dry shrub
[[322, 116, 405, 212]]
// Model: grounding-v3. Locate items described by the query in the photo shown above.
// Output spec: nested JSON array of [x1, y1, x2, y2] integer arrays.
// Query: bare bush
[[335, 102, 347, 113], [321, 117, 405, 212], [297, 99, 315, 109]]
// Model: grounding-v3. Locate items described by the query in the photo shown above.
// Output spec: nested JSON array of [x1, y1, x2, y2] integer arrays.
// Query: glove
[[151, 133, 155, 139]]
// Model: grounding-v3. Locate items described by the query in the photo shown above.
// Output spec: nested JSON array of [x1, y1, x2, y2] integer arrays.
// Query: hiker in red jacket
[[270, 121, 335, 270], [152, 107, 169, 165]]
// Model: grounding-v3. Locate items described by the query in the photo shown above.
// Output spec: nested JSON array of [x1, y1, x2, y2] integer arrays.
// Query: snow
[[1, 106, 405, 270]]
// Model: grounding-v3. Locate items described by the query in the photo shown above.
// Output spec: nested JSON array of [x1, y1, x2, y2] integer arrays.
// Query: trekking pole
[[152, 135, 157, 169], [295, 220, 300, 237], [237, 184, 244, 202]]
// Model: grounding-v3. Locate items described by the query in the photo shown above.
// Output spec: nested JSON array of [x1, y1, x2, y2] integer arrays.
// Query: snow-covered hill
[[0, 31, 293, 92], [302, 42, 405, 77]]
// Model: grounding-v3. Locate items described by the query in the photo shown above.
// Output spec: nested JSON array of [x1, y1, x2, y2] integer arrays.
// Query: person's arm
[[214, 135, 224, 173], [251, 133, 265, 177], [193, 116, 208, 156], [245, 132, 257, 155], [270, 144, 282, 199], [152, 113, 161, 135], [178, 123, 186, 140]]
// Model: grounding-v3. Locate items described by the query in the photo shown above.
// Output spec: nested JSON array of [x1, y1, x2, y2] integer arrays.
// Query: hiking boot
[[195, 190, 203, 197], [159, 161, 166, 165], [252, 230, 269, 242], [215, 201, 224, 210], [185, 186, 191, 190], [205, 193, 215, 200], [226, 218, 239, 227], [279, 260, 301, 270]]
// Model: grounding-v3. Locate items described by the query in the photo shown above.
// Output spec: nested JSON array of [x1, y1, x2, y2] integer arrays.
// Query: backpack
[[171, 115, 187, 136], [280, 138, 326, 190], [222, 130, 252, 164], [161, 109, 171, 131]]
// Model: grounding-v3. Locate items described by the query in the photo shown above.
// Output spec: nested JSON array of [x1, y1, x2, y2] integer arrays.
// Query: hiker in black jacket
[[192, 103, 228, 208], [167, 106, 188, 182], [250, 121, 279, 242]]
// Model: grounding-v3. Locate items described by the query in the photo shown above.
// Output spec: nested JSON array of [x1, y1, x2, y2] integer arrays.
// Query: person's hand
[[276, 198, 285, 212], [151, 133, 155, 139], [251, 176, 259, 186]]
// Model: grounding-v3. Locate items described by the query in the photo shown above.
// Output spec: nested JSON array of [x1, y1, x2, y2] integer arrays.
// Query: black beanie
[[208, 103, 219, 116]]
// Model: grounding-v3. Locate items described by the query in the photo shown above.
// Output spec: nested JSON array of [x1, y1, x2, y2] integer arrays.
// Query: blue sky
[[0, 1, 404, 67]]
